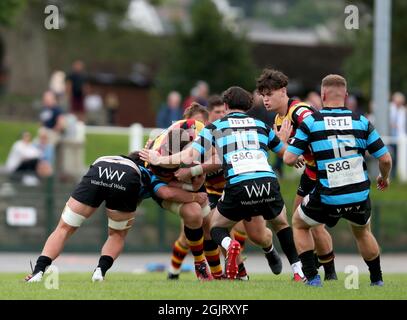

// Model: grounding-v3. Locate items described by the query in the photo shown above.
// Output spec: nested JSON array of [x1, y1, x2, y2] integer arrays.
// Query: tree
[[0, 0, 26, 26], [0, 0, 132, 96], [157, 0, 257, 98], [344, 0, 407, 97]]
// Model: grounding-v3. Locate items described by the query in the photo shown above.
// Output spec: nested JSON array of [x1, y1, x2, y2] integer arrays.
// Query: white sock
[[264, 245, 274, 253], [168, 265, 181, 275], [291, 261, 304, 277], [221, 237, 232, 251]]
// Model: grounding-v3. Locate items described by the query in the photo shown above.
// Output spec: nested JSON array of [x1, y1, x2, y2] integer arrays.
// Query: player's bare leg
[[26, 197, 97, 282], [292, 208, 321, 286], [92, 210, 135, 282], [350, 222, 383, 286], [244, 216, 284, 275], [269, 206, 304, 279], [293, 194, 336, 280]]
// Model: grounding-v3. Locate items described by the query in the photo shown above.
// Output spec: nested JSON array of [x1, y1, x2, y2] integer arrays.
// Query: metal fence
[[0, 175, 405, 254]]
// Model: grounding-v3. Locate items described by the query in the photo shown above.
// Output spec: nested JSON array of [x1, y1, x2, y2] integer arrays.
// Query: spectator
[[366, 100, 375, 125], [105, 92, 119, 126], [39, 90, 65, 145], [33, 128, 55, 168], [84, 85, 104, 125], [389, 92, 406, 178], [156, 91, 183, 128], [195, 80, 209, 107], [66, 60, 86, 121], [390, 92, 406, 138], [183, 86, 198, 110], [6, 132, 52, 185], [49, 70, 66, 107], [346, 94, 363, 115], [305, 91, 322, 111]]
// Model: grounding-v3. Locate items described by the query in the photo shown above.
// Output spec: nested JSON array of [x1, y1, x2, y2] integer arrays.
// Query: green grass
[[1, 273, 406, 300], [0, 120, 130, 166], [85, 133, 129, 165]]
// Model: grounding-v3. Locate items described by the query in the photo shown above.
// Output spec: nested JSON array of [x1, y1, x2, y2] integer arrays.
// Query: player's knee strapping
[[108, 217, 135, 230], [61, 206, 86, 227], [201, 205, 211, 218], [163, 201, 183, 215]]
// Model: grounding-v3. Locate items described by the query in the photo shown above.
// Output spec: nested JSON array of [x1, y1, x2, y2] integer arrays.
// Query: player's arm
[[365, 120, 392, 190], [143, 167, 207, 205], [168, 174, 206, 191], [377, 153, 392, 190], [139, 147, 199, 167], [283, 120, 311, 166], [155, 186, 207, 206], [140, 126, 215, 168], [174, 148, 221, 183]]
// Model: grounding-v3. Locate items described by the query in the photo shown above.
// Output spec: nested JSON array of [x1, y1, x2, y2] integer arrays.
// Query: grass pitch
[[1, 273, 406, 300]]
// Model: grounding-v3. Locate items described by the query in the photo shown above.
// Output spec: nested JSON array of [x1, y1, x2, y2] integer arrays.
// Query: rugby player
[[146, 104, 221, 280], [174, 96, 249, 280], [26, 152, 207, 282], [284, 74, 392, 287], [140, 86, 300, 280], [256, 68, 337, 281]]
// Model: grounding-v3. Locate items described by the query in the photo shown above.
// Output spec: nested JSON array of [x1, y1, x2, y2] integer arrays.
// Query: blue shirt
[[192, 112, 283, 186], [288, 107, 388, 206]]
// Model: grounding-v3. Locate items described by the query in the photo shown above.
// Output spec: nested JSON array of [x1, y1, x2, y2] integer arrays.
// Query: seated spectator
[[6, 132, 52, 185], [156, 91, 183, 128], [33, 128, 55, 169], [39, 90, 66, 145]]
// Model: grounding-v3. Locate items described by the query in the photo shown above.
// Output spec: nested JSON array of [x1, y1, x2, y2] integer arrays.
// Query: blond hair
[[321, 74, 347, 88]]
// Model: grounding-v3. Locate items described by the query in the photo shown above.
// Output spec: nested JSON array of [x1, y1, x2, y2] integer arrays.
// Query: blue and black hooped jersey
[[138, 165, 167, 199], [288, 107, 388, 206], [191, 112, 283, 186]]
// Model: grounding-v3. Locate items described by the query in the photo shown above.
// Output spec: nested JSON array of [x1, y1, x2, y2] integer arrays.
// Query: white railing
[[85, 124, 407, 182]]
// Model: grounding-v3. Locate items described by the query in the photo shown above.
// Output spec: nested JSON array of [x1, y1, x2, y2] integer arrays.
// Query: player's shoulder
[[288, 101, 315, 122]]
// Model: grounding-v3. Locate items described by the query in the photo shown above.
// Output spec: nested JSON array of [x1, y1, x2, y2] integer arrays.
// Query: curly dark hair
[[256, 68, 289, 95]]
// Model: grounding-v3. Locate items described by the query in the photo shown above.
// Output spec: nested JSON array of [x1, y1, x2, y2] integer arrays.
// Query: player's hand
[[376, 175, 390, 191], [139, 149, 161, 166], [175, 167, 193, 183], [194, 192, 208, 206], [295, 155, 305, 169], [144, 139, 153, 149], [191, 174, 205, 191], [274, 119, 293, 143]]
